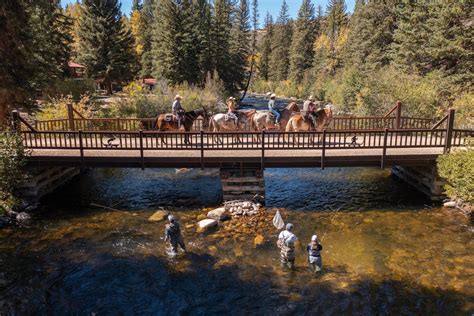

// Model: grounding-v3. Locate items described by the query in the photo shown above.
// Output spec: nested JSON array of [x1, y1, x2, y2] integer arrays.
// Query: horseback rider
[[227, 96, 239, 126], [303, 95, 317, 129], [277, 223, 298, 270], [268, 93, 281, 125], [172, 94, 185, 127], [165, 214, 186, 255]]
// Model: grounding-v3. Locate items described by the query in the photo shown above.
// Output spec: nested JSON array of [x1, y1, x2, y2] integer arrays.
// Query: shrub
[[451, 92, 474, 129], [0, 132, 29, 209], [35, 95, 96, 121], [437, 148, 474, 202]]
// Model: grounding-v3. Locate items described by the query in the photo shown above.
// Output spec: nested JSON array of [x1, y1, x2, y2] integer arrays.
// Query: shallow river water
[[0, 167, 472, 315]]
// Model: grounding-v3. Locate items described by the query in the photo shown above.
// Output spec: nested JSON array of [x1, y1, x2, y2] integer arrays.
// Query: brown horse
[[285, 105, 333, 144], [155, 108, 208, 144], [249, 102, 299, 143]]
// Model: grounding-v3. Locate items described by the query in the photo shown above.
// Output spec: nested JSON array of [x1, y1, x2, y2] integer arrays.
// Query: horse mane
[[286, 102, 299, 111]]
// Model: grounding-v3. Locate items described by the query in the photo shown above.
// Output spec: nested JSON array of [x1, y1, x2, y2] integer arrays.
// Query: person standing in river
[[307, 235, 323, 273], [165, 214, 186, 255], [277, 223, 298, 269]]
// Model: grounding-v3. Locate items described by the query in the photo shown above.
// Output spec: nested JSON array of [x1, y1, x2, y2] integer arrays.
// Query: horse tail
[[285, 117, 293, 132]]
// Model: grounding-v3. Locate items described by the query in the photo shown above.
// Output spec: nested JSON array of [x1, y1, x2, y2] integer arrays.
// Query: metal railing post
[[395, 101, 402, 129], [321, 129, 326, 170], [11, 110, 21, 133], [78, 130, 84, 166], [381, 128, 388, 169], [200, 130, 204, 170], [261, 130, 265, 171], [67, 103, 75, 131], [444, 109, 455, 153], [139, 130, 144, 170]]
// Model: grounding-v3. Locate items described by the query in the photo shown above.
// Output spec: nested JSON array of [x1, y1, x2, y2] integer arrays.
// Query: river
[[0, 167, 472, 314]]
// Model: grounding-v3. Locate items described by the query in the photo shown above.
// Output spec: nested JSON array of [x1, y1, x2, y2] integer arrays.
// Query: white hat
[[311, 235, 318, 242], [175, 94, 182, 100], [309, 95, 315, 102], [270, 93, 276, 98]]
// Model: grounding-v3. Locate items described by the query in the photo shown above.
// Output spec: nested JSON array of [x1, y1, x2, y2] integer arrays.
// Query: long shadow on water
[[0, 244, 470, 315]]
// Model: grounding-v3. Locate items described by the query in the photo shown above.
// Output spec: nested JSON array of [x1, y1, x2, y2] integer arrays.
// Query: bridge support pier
[[391, 166, 445, 201], [18, 167, 81, 202], [219, 168, 265, 204]]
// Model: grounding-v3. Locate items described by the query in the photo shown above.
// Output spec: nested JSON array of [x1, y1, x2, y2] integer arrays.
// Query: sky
[[60, 0, 355, 26]]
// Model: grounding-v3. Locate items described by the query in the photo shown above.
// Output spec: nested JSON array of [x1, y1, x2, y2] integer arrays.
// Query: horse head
[[286, 102, 300, 112]]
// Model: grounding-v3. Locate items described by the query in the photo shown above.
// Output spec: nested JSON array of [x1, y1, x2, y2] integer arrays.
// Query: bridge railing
[[20, 128, 472, 151]]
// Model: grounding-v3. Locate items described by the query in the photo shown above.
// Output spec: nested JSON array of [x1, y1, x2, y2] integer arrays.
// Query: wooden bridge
[[10, 103, 473, 201]]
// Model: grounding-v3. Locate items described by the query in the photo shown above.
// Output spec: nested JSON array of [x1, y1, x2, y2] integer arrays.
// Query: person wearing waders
[[307, 235, 323, 273], [277, 223, 298, 269], [165, 214, 186, 255]]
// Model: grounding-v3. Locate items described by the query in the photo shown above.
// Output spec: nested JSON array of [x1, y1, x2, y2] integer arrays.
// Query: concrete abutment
[[391, 165, 445, 201]]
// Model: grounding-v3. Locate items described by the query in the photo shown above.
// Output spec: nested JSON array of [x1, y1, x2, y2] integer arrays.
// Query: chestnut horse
[[155, 108, 208, 144], [285, 105, 334, 144]]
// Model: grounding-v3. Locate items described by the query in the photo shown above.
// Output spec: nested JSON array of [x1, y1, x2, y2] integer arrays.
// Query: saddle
[[165, 114, 174, 122], [225, 112, 238, 122]]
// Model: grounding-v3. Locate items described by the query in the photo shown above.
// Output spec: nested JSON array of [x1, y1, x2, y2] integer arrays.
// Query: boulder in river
[[197, 219, 218, 232], [148, 210, 169, 222], [443, 201, 457, 208], [207, 207, 230, 221], [16, 212, 31, 222]]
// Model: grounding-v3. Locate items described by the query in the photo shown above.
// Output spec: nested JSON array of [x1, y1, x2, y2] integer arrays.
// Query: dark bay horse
[[155, 108, 208, 144]]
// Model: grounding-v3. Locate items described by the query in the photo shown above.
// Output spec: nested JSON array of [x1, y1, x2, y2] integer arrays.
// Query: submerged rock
[[443, 201, 457, 208], [254, 234, 265, 247], [197, 219, 218, 232], [16, 212, 31, 222], [207, 207, 230, 221], [148, 210, 168, 222]]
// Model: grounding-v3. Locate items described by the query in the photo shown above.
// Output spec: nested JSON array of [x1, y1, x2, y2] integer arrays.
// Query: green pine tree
[[0, 0, 33, 124], [139, 0, 154, 78], [258, 12, 273, 81], [230, 0, 251, 92], [345, 0, 396, 72], [289, 0, 316, 83], [391, 1, 434, 75], [324, 0, 347, 74], [192, 0, 213, 85], [78, 0, 136, 94], [212, 0, 235, 92], [427, 1, 473, 90], [269, 0, 292, 81]]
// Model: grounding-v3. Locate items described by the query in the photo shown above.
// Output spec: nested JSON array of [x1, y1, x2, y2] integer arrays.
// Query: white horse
[[208, 110, 256, 144]]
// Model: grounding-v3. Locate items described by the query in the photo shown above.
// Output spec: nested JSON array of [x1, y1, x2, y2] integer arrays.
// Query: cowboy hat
[[270, 93, 276, 98], [175, 94, 182, 100], [309, 95, 315, 102]]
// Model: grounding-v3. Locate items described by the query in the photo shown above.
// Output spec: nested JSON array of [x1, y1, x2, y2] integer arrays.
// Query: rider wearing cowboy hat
[[172, 94, 185, 127], [227, 96, 239, 126], [268, 93, 281, 125], [303, 95, 317, 128]]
